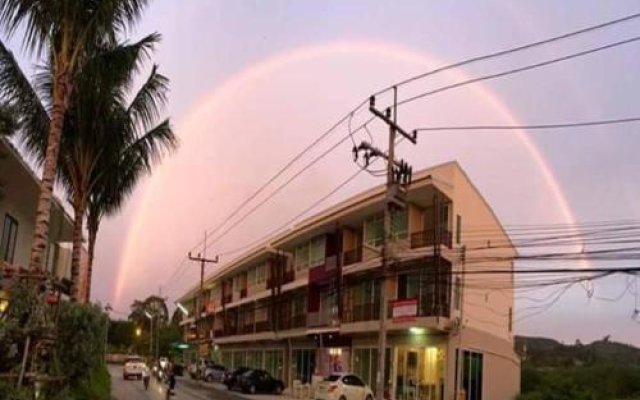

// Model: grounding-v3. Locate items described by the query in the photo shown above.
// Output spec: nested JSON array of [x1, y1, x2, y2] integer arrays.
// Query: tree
[[0, 33, 174, 301], [52, 36, 174, 301], [128, 295, 169, 326], [0, 0, 152, 277], [80, 57, 175, 301]]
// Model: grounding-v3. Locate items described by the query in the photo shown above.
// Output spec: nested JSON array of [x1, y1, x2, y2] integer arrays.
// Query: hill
[[515, 335, 640, 367], [516, 335, 640, 400]]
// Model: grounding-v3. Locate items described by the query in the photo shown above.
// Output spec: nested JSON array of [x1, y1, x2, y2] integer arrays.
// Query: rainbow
[[112, 41, 583, 308]]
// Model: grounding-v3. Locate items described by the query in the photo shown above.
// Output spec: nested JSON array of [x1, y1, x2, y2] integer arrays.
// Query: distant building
[[0, 136, 87, 302], [177, 161, 520, 400]]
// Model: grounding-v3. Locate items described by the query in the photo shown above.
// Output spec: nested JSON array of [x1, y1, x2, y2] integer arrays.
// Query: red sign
[[392, 298, 418, 322]]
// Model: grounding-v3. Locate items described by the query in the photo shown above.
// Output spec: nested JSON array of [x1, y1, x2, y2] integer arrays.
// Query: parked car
[[204, 363, 227, 382], [238, 369, 285, 394], [315, 374, 374, 400], [224, 367, 252, 390], [122, 356, 146, 380]]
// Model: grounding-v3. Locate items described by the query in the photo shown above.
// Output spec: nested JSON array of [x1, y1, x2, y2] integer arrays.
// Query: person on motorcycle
[[141, 362, 150, 390], [165, 359, 176, 399]]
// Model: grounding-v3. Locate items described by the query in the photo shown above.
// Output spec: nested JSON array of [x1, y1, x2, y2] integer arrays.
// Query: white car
[[122, 356, 146, 380], [316, 374, 374, 400]]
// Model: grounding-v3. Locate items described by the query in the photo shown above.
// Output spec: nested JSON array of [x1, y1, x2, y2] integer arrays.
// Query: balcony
[[267, 270, 296, 289], [344, 302, 380, 323], [279, 314, 306, 331], [222, 293, 232, 305], [240, 323, 255, 335], [309, 256, 338, 285], [343, 247, 363, 266], [240, 288, 247, 299], [307, 309, 339, 327], [255, 320, 270, 332], [410, 228, 453, 249]]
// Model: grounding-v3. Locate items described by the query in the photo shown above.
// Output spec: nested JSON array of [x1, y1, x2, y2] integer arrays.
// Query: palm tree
[[0, 34, 174, 301], [0, 0, 152, 271], [54, 37, 175, 301]]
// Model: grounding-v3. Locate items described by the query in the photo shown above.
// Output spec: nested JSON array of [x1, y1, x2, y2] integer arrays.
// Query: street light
[[135, 327, 142, 337], [0, 292, 9, 316], [145, 311, 154, 361], [104, 304, 112, 362]]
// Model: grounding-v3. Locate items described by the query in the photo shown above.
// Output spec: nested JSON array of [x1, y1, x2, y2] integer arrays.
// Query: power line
[[414, 116, 640, 132], [397, 35, 640, 108], [373, 11, 640, 96]]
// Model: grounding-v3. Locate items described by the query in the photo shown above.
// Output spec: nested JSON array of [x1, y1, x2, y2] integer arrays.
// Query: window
[[398, 273, 419, 300], [456, 215, 462, 244], [248, 267, 256, 286], [0, 214, 18, 263], [364, 214, 384, 247], [457, 350, 483, 400], [292, 294, 306, 317], [309, 236, 326, 267], [343, 375, 364, 387], [255, 263, 266, 284], [454, 277, 462, 310], [294, 243, 309, 271], [391, 209, 408, 240]]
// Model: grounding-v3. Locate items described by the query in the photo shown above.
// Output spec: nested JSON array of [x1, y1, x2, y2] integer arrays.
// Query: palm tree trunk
[[71, 195, 87, 302], [86, 216, 99, 302], [28, 66, 71, 271]]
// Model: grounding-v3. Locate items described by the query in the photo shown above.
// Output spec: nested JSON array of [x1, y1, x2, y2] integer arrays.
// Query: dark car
[[224, 367, 252, 390], [238, 369, 285, 394]]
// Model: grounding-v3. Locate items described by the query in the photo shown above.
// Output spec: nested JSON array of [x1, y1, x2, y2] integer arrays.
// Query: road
[[108, 365, 248, 400]]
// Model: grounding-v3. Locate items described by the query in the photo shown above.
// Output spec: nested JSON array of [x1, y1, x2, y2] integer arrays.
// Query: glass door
[[396, 347, 443, 400]]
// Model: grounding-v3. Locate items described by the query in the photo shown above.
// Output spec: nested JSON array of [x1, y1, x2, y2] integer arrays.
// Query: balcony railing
[[255, 320, 270, 333], [222, 293, 232, 304], [267, 270, 296, 289], [307, 309, 340, 327], [410, 228, 453, 249], [278, 314, 306, 330], [343, 247, 363, 266], [344, 302, 380, 323], [240, 288, 247, 299]]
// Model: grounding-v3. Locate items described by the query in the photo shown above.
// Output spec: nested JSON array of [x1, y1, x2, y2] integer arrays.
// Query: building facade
[[177, 161, 520, 400], [0, 137, 86, 301]]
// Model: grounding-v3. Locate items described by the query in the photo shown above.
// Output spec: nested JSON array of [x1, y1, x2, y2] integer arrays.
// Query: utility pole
[[455, 245, 467, 399], [188, 231, 219, 348], [354, 89, 416, 400]]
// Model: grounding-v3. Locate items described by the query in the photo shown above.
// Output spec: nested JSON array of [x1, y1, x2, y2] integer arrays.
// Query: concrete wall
[[448, 165, 517, 343]]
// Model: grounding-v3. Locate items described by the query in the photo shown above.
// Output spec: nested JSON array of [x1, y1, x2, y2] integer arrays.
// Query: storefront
[[351, 333, 448, 400]]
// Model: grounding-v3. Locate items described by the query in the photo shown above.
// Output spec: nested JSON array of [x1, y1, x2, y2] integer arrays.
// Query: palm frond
[[0, 37, 49, 163], [127, 65, 168, 135]]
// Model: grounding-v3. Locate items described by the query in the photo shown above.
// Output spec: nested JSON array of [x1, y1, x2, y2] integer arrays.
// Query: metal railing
[[410, 228, 453, 249], [343, 247, 363, 266]]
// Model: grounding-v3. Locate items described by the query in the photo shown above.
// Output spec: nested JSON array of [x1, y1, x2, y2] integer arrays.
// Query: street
[[108, 365, 248, 400]]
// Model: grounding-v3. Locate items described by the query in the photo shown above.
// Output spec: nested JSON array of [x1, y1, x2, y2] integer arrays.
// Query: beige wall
[[446, 165, 516, 342], [0, 139, 78, 290]]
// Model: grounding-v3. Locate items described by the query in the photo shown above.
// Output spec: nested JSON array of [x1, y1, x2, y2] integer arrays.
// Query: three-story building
[[177, 161, 519, 400]]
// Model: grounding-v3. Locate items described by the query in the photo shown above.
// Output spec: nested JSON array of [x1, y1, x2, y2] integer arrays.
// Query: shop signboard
[[392, 298, 418, 322]]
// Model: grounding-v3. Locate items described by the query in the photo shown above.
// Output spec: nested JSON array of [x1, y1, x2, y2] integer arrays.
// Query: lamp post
[[145, 311, 153, 361], [104, 303, 112, 362]]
